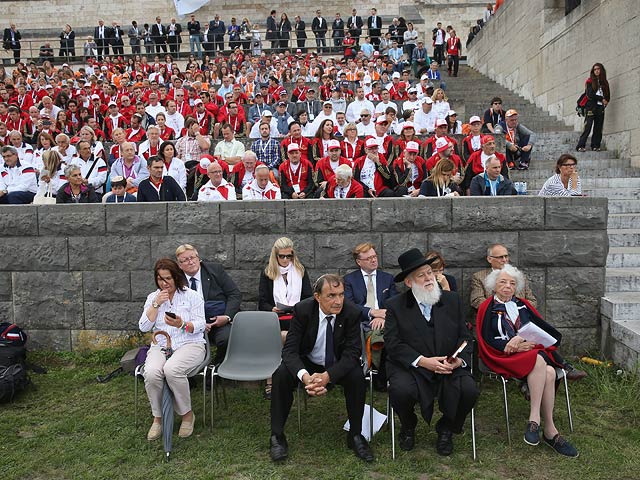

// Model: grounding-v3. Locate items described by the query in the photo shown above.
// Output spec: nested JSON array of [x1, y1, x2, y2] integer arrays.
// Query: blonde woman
[[431, 87, 450, 120], [258, 237, 312, 398], [419, 158, 461, 197], [36, 150, 66, 197]]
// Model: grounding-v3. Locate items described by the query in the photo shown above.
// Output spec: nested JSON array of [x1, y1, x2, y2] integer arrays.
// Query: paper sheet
[[518, 322, 557, 348], [343, 404, 387, 441]]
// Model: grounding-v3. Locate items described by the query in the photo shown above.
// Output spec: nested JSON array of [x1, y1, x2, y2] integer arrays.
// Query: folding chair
[[478, 357, 574, 446], [209, 311, 282, 429], [134, 332, 212, 428]]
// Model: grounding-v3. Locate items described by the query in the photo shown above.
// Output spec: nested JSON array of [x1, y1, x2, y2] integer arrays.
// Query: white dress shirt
[[297, 308, 335, 380]]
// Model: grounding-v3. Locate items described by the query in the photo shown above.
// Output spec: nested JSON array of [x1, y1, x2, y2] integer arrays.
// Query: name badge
[[309, 113, 315, 121], [293, 184, 301, 193]]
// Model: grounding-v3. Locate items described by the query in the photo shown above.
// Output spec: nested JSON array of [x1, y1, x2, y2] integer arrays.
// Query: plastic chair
[[478, 357, 574, 446], [134, 332, 212, 429], [209, 311, 282, 429]]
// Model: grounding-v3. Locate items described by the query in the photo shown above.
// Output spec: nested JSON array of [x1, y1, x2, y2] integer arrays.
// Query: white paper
[[343, 404, 387, 441], [173, 0, 210, 16], [518, 322, 557, 348]]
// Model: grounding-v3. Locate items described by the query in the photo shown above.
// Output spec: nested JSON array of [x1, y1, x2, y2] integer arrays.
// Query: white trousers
[[144, 342, 206, 417]]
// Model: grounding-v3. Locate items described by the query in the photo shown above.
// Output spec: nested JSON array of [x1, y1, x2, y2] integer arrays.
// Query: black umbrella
[[161, 380, 174, 461]]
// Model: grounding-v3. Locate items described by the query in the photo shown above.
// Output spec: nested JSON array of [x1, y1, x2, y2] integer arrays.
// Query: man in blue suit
[[344, 242, 397, 390]]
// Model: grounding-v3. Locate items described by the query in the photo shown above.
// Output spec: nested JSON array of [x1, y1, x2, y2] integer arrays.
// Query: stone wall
[[466, 0, 640, 166], [0, 197, 607, 353], [418, 1, 492, 42]]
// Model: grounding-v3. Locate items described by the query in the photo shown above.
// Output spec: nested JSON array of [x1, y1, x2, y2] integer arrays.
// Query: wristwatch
[[152, 301, 160, 308]]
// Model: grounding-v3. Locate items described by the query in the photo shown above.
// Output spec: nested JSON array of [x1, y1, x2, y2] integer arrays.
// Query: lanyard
[[288, 162, 302, 185]]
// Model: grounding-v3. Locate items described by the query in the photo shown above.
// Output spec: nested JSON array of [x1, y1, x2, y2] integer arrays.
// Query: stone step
[[510, 169, 640, 180], [601, 292, 640, 321], [609, 318, 640, 353], [607, 247, 640, 268], [609, 200, 640, 214], [605, 268, 640, 292], [608, 229, 640, 247], [608, 213, 640, 229], [587, 188, 640, 199]]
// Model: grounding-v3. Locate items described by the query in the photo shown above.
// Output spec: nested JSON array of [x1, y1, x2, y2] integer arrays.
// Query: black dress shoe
[[347, 433, 375, 462], [399, 428, 415, 451], [436, 430, 454, 456], [270, 434, 288, 462]]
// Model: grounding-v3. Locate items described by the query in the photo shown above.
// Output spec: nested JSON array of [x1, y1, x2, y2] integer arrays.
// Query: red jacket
[[466, 150, 507, 177], [325, 177, 364, 198], [314, 155, 350, 185], [352, 154, 393, 196], [341, 138, 364, 162], [278, 159, 315, 197], [230, 160, 265, 194], [425, 152, 464, 174], [280, 136, 312, 164], [422, 135, 458, 159], [392, 155, 428, 190]]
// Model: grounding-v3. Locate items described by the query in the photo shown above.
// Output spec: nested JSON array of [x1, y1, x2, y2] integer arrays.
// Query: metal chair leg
[[134, 365, 143, 428], [369, 375, 374, 442], [390, 403, 396, 460], [201, 366, 208, 428], [471, 407, 477, 460], [210, 369, 215, 431], [561, 369, 574, 432], [500, 376, 511, 445]]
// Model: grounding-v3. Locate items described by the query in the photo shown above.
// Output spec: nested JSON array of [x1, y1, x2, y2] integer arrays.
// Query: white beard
[[411, 282, 442, 306]]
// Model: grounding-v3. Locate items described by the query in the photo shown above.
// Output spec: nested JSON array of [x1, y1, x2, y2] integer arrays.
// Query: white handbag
[[33, 182, 56, 205]]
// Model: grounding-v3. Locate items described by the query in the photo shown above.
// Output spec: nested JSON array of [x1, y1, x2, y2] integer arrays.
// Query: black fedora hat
[[394, 248, 437, 282]]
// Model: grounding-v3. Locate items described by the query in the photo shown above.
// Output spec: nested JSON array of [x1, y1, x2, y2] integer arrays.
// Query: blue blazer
[[344, 269, 398, 325]]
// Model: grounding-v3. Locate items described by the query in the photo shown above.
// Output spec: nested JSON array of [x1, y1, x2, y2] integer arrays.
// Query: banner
[[173, 0, 210, 16]]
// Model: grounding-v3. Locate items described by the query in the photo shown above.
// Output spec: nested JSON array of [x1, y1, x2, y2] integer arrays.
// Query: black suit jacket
[[282, 297, 361, 383], [3, 28, 21, 48], [367, 16, 382, 33], [384, 290, 472, 382], [347, 16, 363, 34], [151, 23, 167, 44], [199, 261, 242, 319], [343, 269, 397, 324], [295, 20, 307, 39], [93, 26, 111, 42], [311, 17, 328, 36], [266, 16, 277, 40]]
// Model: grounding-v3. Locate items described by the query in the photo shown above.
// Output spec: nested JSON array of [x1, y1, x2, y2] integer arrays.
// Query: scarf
[[272, 262, 303, 307]]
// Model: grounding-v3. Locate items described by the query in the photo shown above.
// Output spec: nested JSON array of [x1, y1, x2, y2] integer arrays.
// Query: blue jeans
[[189, 35, 202, 57]]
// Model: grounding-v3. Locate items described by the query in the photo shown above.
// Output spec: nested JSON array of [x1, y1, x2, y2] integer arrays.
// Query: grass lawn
[[2, 349, 639, 480]]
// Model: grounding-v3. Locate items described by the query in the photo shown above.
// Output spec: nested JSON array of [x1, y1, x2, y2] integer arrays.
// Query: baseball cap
[[375, 116, 388, 125], [435, 137, 450, 153], [481, 135, 495, 145], [194, 99, 203, 105], [262, 110, 273, 117], [423, 97, 433, 105], [435, 119, 447, 127], [447, 110, 457, 116], [365, 137, 378, 149], [91, 94, 101, 100], [406, 141, 419, 153], [328, 139, 341, 150], [469, 115, 481, 124], [392, 72, 401, 79], [287, 143, 300, 153], [402, 121, 415, 130], [505, 109, 518, 117]]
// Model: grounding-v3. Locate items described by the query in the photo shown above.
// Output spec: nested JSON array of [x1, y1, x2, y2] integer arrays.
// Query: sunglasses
[[277, 254, 294, 260]]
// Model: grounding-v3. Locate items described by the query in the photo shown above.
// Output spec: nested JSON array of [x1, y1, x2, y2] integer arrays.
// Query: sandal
[[264, 382, 272, 400]]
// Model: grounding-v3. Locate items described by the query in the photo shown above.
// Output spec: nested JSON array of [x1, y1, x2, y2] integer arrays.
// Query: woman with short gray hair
[[56, 164, 100, 203]]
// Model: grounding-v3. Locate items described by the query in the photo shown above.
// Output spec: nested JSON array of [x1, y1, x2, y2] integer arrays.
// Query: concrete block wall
[[0, 197, 607, 353], [466, 0, 640, 167]]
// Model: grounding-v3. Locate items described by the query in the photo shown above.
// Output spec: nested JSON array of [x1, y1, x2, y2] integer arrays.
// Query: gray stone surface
[[381, 233, 429, 268], [0, 205, 38, 236], [546, 267, 606, 299], [227, 269, 262, 304], [286, 200, 371, 233], [430, 232, 519, 268], [106, 203, 167, 235], [220, 201, 285, 234], [0, 302, 13, 322], [546, 298, 600, 328], [0, 237, 68, 271], [519, 231, 609, 267], [68, 236, 150, 271], [315, 234, 382, 270], [130, 270, 157, 302], [452, 197, 545, 231], [83, 271, 131, 302], [167, 202, 220, 234], [27, 329, 72, 351], [526, 268, 546, 315], [556, 327, 599, 356], [84, 302, 142, 330], [0, 273, 11, 301], [38, 204, 105, 236], [13, 272, 84, 329], [372, 198, 451, 232], [545, 198, 608, 230], [150, 234, 234, 268], [235, 234, 315, 269]]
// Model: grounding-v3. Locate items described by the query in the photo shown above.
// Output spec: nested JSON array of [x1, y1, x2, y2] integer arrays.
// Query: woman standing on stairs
[[576, 63, 610, 152]]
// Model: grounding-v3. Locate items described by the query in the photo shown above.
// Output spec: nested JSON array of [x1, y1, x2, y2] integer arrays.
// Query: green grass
[[2, 353, 640, 480]]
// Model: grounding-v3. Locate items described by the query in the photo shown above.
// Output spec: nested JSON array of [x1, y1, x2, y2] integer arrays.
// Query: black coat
[[258, 269, 312, 312], [282, 297, 361, 384], [136, 176, 186, 202], [295, 20, 307, 39], [199, 261, 242, 319]]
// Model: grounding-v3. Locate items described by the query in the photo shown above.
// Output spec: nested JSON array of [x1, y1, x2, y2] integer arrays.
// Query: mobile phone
[[165, 312, 176, 319]]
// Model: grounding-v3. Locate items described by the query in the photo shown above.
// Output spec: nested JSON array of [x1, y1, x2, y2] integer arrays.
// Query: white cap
[[420, 74, 429, 81], [327, 139, 341, 150], [423, 97, 433, 105], [447, 110, 457, 116], [392, 72, 401, 79], [469, 115, 481, 124], [435, 119, 448, 127], [406, 141, 419, 153]]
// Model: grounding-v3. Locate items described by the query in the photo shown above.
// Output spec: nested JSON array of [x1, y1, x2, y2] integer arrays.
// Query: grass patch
[[2, 357, 640, 479]]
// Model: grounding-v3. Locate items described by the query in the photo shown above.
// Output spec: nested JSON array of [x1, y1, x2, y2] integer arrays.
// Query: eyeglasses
[[492, 102, 502, 105], [361, 114, 370, 118], [488, 254, 510, 260], [277, 254, 294, 259], [178, 255, 199, 264], [358, 254, 378, 262], [561, 163, 577, 167]]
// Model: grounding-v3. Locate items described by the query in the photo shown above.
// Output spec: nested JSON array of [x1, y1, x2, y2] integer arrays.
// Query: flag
[[173, 0, 210, 16]]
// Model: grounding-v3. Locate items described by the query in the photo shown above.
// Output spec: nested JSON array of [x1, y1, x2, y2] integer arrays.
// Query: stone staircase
[[448, 66, 640, 371]]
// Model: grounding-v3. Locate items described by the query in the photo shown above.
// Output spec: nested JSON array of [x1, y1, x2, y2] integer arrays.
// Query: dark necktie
[[189, 277, 197, 291], [324, 315, 335, 368]]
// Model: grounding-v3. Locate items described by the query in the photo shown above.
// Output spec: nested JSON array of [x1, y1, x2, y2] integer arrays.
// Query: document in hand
[[276, 302, 294, 313], [518, 322, 557, 348]]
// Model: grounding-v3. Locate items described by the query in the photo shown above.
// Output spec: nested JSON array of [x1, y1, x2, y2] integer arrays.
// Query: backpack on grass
[[0, 323, 31, 402]]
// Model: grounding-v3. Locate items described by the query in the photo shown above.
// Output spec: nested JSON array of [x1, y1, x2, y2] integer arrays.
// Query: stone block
[[83, 271, 131, 302], [130, 270, 157, 302], [451, 197, 545, 231], [220, 201, 285, 234], [0, 237, 68, 271], [68, 235, 150, 271], [106, 203, 167, 235], [555, 327, 599, 356], [227, 269, 262, 304], [13, 272, 84, 329], [545, 197, 608, 230], [38, 204, 105, 236], [150, 234, 234, 268], [519, 231, 609, 267], [286, 200, 371, 233], [381, 233, 429, 268], [371, 198, 451, 232], [84, 302, 142, 330], [235, 234, 315, 269], [0, 205, 38, 236], [167, 202, 220, 234], [0, 273, 11, 301], [0, 302, 13, 322], [546, 267, 605, 299], [71, 329, 144, 352], [546, 298, 600, 328], [315, 234, 382, 270], [525, 268, 546, 316], [27, 329, 72, 351], [429, 231, 519, 268]]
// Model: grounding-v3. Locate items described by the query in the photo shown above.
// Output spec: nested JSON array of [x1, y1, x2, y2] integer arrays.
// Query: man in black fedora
[[384, 248, 479, 456]]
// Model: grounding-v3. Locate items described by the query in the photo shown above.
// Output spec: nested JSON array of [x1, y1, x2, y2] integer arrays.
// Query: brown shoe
[[566, 368, 587, 381]]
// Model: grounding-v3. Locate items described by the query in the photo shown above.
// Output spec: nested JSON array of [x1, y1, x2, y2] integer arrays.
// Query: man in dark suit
[[344, 242, 397, 390], [266, 10, 278, 52], [367, 8, 382, 49], [3, 23, 21, 64], [176, 243, 242, 365], [110, 21, 124, 56], [294, 15, 307, 53], [94, 20, 111, 60], [347, 9, 363, 46], [311, 10, 328, 54], [384, 248, 479, 456], [210, 14, 225, 53], [269, 274, 374, 463], [151, 16, 167, 53]]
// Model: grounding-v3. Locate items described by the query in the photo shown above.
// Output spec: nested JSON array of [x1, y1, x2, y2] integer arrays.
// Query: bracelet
[[180, 320, 186, 331]]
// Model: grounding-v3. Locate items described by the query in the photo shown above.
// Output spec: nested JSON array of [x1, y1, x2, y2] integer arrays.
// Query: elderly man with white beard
[[384, 248, 479, 456]]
